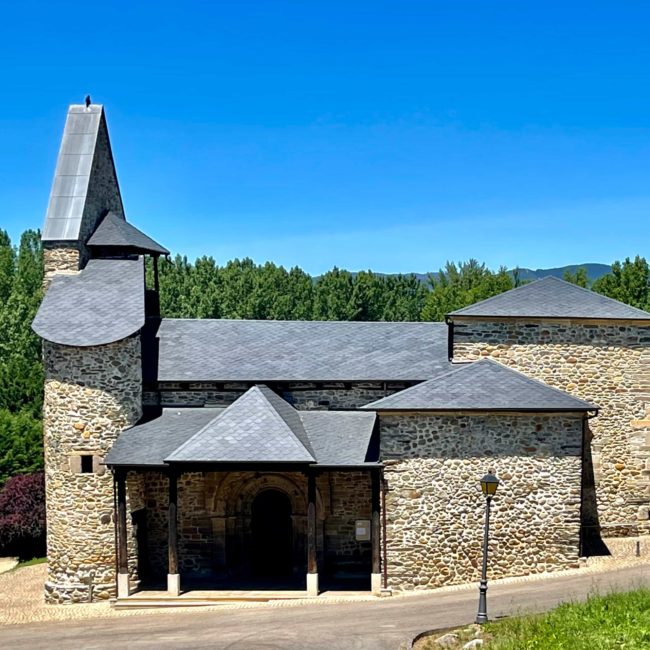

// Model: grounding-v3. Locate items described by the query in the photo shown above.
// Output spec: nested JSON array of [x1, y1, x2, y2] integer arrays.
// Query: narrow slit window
[[80, 455, 94, 474]]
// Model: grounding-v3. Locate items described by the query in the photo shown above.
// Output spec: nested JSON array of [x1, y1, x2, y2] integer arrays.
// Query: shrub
[[0, 471, 46, 560]]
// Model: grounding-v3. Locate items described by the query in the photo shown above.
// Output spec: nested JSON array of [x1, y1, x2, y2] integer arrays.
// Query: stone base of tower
[[44, 579, 115, 604]]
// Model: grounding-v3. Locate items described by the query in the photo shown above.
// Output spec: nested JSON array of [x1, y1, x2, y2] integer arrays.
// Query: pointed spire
[[42, 102, 124, 243]]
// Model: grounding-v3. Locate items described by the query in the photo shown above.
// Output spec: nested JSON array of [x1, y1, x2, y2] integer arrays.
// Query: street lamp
[[476, 470, 499, 625]]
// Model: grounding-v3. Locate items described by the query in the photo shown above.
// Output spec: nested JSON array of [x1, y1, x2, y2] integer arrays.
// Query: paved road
[[0, 565, 647, 650]]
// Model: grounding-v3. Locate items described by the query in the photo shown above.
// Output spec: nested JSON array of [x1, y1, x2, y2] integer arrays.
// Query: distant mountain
[[507, 263, 612, 283], [350, 263, 612, 284]]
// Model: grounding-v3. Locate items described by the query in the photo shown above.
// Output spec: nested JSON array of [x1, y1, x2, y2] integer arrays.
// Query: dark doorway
[[251, 490, 293, 577]]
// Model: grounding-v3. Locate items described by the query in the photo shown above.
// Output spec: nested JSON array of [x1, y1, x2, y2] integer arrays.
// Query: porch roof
[[105, 386, 377, 468]]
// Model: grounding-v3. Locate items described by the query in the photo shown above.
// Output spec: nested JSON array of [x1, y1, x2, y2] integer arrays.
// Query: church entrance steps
[[112, 589, 377, 609]]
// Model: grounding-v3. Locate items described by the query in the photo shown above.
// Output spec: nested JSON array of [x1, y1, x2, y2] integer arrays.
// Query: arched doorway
[[251, 489, 293, 578]]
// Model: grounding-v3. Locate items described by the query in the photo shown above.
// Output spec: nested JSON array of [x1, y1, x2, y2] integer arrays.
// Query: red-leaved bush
[[0, 472, 46, 559]]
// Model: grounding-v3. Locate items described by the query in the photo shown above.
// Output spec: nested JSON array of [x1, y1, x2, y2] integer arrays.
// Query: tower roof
[[42, 104, 123, 242], [87, 211, 169, 255]]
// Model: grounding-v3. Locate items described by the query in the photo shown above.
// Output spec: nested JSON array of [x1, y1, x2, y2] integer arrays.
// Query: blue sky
[[1, 1, 649, 274]]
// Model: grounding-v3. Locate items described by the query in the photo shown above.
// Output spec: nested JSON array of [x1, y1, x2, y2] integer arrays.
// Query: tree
[[563, 267, 589, 288], [0, 472, 46, 559], [592, 256, 650, 311], [421, 260, 514, 321]]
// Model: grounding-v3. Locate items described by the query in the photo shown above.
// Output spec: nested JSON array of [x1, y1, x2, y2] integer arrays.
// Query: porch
[[114, 466, 384, 601], [106, 386, 384, 601]]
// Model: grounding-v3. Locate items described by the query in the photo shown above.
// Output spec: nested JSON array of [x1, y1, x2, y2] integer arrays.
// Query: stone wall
[[380, 412, 584, 590], [138, 470, 372, 584], [451, 318, 650, 535], [43, 244, 80, 287], [43, 336, 142, 603], [144, 382, 408, 410]]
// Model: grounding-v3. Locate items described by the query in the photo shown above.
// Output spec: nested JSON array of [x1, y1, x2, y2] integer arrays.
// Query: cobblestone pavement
[[0, 557, 648, 649]]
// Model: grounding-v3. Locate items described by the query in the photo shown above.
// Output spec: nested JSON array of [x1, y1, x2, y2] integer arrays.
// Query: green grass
[[418, 588, 650, 649], [15, 556, 47, 568], [483, 588, 650, 649]]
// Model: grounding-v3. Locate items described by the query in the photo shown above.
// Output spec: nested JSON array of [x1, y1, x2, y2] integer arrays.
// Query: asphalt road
[[0, 565, 647, 650]]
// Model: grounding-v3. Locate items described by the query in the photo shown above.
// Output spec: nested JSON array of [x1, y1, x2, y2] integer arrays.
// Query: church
[[32, 102, 650, 604]]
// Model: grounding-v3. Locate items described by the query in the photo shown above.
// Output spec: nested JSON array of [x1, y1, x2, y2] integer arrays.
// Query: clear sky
[[1, 1, 649, 274]]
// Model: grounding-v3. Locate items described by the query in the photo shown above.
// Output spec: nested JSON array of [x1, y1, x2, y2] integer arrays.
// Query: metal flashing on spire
[[42, 103, 124, 242]]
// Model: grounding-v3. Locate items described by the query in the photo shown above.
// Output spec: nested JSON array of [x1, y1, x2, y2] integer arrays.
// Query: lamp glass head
[[480, 471, 499, 497]]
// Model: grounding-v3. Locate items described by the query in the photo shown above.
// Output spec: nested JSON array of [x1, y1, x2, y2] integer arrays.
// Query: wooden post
[[307, 471, 317, 574], [167, 470, 180, 595], [371, 469, 381, 576], [306, 470, 318, 595], [115, 470, 129, 598], [371, 469, 382, 594], [116, 471, 128, 574], [168, 471, 178, 574]]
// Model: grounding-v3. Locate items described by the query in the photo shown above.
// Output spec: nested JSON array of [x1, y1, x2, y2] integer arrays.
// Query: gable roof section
[[165, 385, 316, 463], [363, 359, 598, 412], [448, 276, 650, 320], [32, 257, 145, 346], [87, 211, 169, 255], [43, 104, 124, 241], [152, 319, 450, 382]]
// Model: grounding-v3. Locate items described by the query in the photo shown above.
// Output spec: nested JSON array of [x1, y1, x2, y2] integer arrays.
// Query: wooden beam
[[116, 470, 128, 575], [168, 471, 179, 575], [307, 471, 317, 575], [371, 469, 381, 576]]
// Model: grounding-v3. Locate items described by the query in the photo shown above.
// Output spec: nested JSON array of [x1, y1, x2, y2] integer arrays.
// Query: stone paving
[[0, 549, 648, 627]]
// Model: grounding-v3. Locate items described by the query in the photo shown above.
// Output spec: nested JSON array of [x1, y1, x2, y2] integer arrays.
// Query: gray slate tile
[[448, 276, 650, 320], [155, 319, 451, 382], [32, 258, 145, 346], [165, 386, 316, 463], [363, 359, 598, 411], [88, 211, 169, 255], [105, 408, 223, 467]]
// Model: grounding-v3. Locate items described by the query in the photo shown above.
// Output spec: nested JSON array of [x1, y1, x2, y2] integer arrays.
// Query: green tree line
[[1, 227, 649, 484]]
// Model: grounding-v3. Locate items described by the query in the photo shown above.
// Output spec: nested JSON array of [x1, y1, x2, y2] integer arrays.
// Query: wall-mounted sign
[[355, 519, 371, 541]]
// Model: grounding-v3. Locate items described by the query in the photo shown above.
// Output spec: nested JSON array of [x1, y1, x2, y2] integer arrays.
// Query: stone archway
[[206, 471, 325, 583]]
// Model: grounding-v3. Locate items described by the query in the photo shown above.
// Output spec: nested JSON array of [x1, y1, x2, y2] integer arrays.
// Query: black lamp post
[[476, 470, 499, 625]]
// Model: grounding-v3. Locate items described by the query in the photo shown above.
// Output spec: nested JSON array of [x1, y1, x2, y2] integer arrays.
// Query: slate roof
[[87, 211, 169, 255], [448, 276, 650, 320], [105, 408, 224, 467], [166, 386, 316, 463], [300, 411, 377, 465], [32, 258, 145, 346], [42, 104, 124, 241], [363, 359, 598, 412], [152, 319, 451, 382], [105, 387, 377, 467]]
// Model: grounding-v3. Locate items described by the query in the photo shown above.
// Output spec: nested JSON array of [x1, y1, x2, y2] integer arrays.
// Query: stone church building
[[32, 102, 650, 604]]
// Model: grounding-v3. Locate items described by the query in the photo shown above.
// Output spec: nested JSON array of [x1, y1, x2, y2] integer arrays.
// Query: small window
[[80, 455, 94, 474]]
